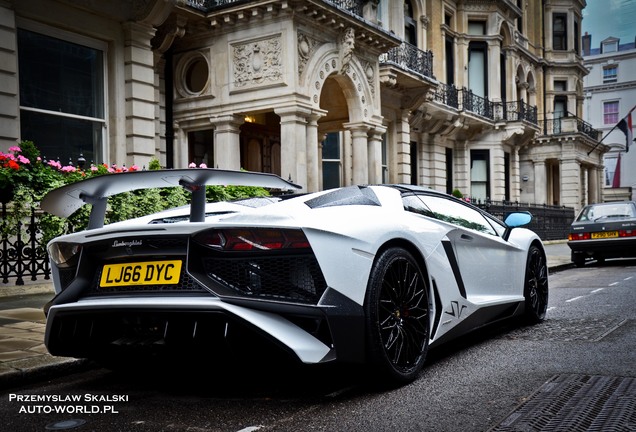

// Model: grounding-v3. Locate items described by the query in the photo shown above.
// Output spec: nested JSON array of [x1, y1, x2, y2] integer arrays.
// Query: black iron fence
[[472, 199, 575, 241], [1, 204, 50, 285], [1, 199, 574, 285]]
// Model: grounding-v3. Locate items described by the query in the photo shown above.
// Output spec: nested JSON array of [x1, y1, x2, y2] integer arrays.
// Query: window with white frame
[[603, 65, 618, 83], [18, 27, 106, 165], [603, 101, 619, 125]]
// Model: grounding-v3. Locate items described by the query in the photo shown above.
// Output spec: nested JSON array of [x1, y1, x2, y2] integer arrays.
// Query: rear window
[[576, 202, 636, 222]]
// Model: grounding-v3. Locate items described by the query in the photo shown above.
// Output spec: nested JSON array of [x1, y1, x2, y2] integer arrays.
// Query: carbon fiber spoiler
[[41, 168, 301, 229]]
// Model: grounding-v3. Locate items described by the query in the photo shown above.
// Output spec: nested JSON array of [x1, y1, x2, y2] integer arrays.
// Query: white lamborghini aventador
[[41, 169, 548, 385]]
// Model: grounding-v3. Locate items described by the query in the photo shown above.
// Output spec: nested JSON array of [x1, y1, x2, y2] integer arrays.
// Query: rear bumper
[[568, 237, 636, 258], [45, 294, 365, 365]]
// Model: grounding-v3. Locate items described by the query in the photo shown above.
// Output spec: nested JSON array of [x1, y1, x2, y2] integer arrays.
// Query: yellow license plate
[[591, 231, 618, 239], [100, 260, 182, 287]]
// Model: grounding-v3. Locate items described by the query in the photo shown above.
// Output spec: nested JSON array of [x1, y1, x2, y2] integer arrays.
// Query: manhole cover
[[499, 318, 628, 342], [490, 374, 636, 431]]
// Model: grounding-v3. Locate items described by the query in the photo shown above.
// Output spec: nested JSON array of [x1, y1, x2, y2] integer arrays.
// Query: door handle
[[460, 234, 473, 241]]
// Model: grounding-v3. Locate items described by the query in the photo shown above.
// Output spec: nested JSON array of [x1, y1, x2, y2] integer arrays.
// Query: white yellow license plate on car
[[591, 231, 618, 239], [100, 260, 182, 287]]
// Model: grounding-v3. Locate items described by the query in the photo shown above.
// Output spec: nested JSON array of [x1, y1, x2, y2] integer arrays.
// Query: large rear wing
[[41, 168, 301, 229]]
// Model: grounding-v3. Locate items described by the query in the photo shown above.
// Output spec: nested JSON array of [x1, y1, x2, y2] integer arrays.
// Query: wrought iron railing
[[186, 0, 365, 16], [379, 42, 434, 79], [434, 83, 459, 109], [1, 204, 50, 285], [539, 113, 600, 139], [574, 116, 601, 140], [324, 0, 364, 16], [472, 199, 575, 241], [460, 89, 493, 120], [433, 85, 538, 125], [492, 100, 538, 125]]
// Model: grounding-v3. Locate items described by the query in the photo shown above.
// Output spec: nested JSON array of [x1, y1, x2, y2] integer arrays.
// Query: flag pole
[[587, 105, 636, 155]]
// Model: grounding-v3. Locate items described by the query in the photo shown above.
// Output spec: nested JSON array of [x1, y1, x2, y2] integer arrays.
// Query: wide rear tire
[[364, 247, 430, 385]]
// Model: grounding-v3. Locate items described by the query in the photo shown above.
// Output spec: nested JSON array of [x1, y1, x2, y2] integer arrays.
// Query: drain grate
[[490, 374, 636, 431], [500, 318, 629, 342]]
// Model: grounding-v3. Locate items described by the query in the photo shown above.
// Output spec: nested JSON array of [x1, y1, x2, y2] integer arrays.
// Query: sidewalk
[[0, 241, 573, 389]]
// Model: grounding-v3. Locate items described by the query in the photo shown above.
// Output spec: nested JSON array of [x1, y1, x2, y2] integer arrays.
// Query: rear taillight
[[619, 229, 636, 238], [193, 228, 310, 251], [568, 232, 590, 241], [48, 242, 82, 267]]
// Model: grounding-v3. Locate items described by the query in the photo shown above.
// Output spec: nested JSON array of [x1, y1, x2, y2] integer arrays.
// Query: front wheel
[[524, 245, 549, 324], [364, 247, 430, 385]]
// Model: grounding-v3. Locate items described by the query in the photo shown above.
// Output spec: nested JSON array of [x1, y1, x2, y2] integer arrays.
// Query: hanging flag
[[612, 152, 621, 188], [616, 106, 635, 152]]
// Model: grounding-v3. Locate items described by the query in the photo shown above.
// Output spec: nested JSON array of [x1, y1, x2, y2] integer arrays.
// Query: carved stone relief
[[232, 35, 283, 89], [297, 32, 322, 78]]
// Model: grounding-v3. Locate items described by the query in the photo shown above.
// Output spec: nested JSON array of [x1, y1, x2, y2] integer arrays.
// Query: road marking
[[609, 282, 619, 286], [591, 288, 604, 293], [566, 296, 584, 302], [624, 276, 633, 281], [236, 427, 263, 432]]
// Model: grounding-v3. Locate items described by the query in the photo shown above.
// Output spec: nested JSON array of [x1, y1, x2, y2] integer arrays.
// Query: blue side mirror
[[504, 211, 532, 227]]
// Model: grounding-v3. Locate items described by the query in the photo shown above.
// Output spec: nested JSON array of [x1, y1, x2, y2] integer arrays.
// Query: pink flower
[[48, 160, 62, 170], [8, 146, 21, 153], [129, 165, 140, 171], [17, 155, 30, 164], [189, 162, 197, 168], [61, 165, 76, 173], [91, 165, 98, 172], [199, 163, 208, 168]]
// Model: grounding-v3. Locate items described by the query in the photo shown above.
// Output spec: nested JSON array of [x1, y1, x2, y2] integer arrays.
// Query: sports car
[[41, 169, 548, 385], [568, 201, 636, 267]]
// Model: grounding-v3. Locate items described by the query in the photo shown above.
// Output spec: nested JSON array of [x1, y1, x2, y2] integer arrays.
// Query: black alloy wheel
[[365, 247, 430, 385], [524, 245, 549, 323]]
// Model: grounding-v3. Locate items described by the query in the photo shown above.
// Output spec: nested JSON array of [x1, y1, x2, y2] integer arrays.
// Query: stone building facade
[[0, 0, 606, 211]]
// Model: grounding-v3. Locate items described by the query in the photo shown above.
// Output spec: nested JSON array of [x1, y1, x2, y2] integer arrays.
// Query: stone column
[[511, 147, 521, 202], [123, 22, 157, 168], [275, 107, 310, 190], [173, 122, 188, 168], [344, 122, 371, 185], [306, 110, 326, 193], [211, 114, 243, 170], [368, 126, 386, 184], [533, 160, 547, 205], [0, 4, 19, 148], [394, 110, 411, 184], [560, 158, 581, 211], [589, 166, 600, 204]]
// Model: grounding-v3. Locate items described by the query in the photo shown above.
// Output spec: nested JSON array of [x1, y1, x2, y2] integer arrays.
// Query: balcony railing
[[539, 113, 601, 140], [461, 89, 493, 120], [434, 83, 459, 109], [492, 100, 538, 124], [186, 0, 364, 16], [323, 0, 364, 16], [379, 42, 434, 79], [434, 85, 538, 125]]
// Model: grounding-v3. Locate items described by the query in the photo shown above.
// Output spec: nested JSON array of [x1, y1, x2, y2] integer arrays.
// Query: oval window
[[184, 57, 208, 94]]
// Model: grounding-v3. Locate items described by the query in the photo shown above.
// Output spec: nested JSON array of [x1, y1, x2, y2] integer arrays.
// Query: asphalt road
[[1, 261, 635, 432]]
